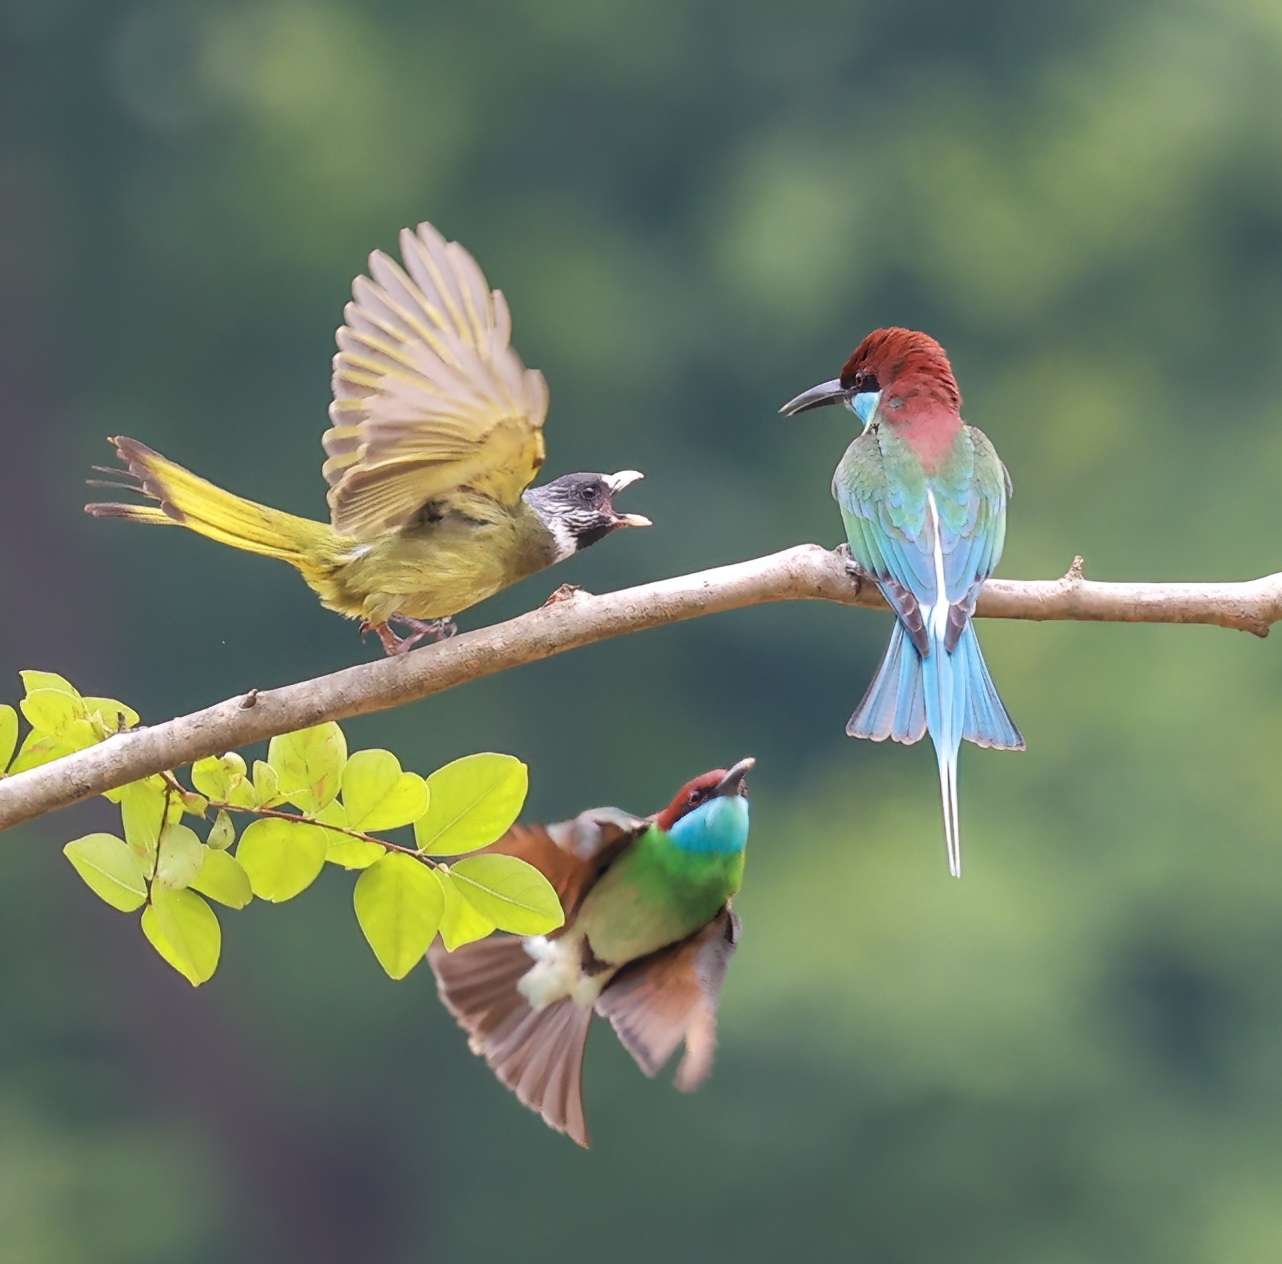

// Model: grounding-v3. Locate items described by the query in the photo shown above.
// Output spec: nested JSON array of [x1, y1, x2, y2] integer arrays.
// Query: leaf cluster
[[1, 672, 563, 985]]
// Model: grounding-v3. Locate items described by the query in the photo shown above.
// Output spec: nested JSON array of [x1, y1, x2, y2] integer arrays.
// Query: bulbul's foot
[[363, 617, 458, 656]]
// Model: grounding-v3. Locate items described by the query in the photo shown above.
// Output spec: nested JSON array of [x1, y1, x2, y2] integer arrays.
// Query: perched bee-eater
[[430, 757, 754, 1147], [781, 328, 1023, 877], [86, 221, 650, 655]]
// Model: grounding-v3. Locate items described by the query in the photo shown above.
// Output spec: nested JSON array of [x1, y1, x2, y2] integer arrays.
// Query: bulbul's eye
[[579, 486, 595, 503]]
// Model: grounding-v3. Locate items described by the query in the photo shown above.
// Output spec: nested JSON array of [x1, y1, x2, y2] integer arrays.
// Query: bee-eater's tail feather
[[936, 744, 962, 878], [429, 937, 593, 1148], [85, 436, 335, 577], [955, 622, 1024, 751], [846, 622, 928, 744]]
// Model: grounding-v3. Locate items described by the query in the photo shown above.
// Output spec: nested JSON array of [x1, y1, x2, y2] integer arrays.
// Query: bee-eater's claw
[[833, 543, 866, 593]]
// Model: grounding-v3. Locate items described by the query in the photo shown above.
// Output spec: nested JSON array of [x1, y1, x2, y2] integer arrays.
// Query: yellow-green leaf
[[0, 704, 18, 773], [314, 800, 383, 869], [155, 823, 205, 890], [236, 817, 328, 902], [268, 723, 347, 814], [448, 854, 564, 935], [342, 749, 430, 832], [63, 833, 148, 912], [353, 854, 443, 979], [190, 849, 252, 909], [325, 839, 385, 870], [180, 789, 210, 818], [82, 696, 140, 732], [413, 754, 528, 855], [19, 669, 78, 697], [252, 759, 283, 807], [9, 729, 75, 775], [20, 688, 85, 736], [118, 776, 169, 873], [436, 867, 497, 950], [142, 886, 221, 986], [207, 809, 236, 851], [192, 752, 250, 803]]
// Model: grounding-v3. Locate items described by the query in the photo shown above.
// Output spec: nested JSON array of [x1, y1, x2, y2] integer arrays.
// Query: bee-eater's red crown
[[840, 327, 961, 412], [655, 769, 735, 831]]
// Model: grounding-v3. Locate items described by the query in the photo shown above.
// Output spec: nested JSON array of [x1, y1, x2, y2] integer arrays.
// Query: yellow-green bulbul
[[86, 221, 650, 653]]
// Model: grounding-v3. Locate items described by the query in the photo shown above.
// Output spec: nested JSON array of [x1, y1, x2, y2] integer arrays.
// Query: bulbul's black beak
[[778, 378, 847, 416], [714, 757, 755, 797], [605, 470, 652, 528]]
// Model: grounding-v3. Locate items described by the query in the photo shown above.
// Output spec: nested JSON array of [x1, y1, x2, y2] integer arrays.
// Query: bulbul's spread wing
[[478, 806, 650, 923], [323, 221, 550, 539]]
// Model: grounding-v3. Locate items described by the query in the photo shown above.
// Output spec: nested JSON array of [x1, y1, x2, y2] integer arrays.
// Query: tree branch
[[3, 543, 1280, 833]]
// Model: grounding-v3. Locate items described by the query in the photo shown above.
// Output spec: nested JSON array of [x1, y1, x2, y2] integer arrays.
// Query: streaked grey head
[[524, 470, 651, 559]]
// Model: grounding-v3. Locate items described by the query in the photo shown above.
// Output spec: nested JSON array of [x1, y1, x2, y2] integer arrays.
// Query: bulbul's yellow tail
[[86, 436, 336, 578]]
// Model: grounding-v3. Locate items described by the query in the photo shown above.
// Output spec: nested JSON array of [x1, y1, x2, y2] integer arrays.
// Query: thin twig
[[160, 771, 426, 859], [2, 543, 1281, 833]]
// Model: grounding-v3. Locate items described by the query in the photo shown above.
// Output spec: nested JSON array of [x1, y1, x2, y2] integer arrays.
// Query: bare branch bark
[[2, 544, 1280, 833]]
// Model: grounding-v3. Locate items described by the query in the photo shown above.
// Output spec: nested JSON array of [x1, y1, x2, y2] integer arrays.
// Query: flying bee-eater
[[86, 221, 650, 655], [430, 757, 755, 1147], [781, 328, 1023, 877]]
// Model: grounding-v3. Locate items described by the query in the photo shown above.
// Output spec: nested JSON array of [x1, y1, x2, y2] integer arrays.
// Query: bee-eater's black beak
[[778, 378, 847, 416], [714, 757, 755, 797], [605, 470, 652, 528]]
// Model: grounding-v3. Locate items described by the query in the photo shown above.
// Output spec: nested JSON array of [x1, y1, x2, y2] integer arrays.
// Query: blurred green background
[[4, 0, 1282, 1259]]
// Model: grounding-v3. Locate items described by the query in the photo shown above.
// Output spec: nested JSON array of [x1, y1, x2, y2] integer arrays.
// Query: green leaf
[[118, 777, 169, 873], [20, 688, 86, 736], [63, 833, 148, 912], [207, 809, 236, 851], [268, 723, 347, 814], [436, 867, 497, 950], [82, 696, 140, 733], [353, 854, 444, 979], [155, 824, 205, 890], [252, 759, 283, 807], [0, 704, 18, 773], [447, 854, 564, 935], [142, 886, 221, 986], [236, 817, 329, 902], [9, 729, 75, 775], [190, 849, 252, 909], [19, 669, 78, 697], [342, 749, 430, 832], [413, 754, 528, 856], [191, 752, 254, 807]]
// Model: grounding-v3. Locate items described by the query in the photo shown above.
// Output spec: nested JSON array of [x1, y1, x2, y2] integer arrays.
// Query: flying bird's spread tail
[[86, 436, 336, 580], [430, 935, 594, 1148]]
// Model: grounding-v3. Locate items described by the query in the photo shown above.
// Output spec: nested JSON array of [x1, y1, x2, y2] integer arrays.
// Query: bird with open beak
[[781, 327, 1023, 877], [86, 221, 650, 654], [430, 757, 755, 1147]]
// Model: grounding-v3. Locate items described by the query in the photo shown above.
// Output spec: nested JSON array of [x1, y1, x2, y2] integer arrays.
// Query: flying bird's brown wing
[[595, 904, 741, 1091], [323, 221, 549, 539], [477, 806, 649, 923]]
